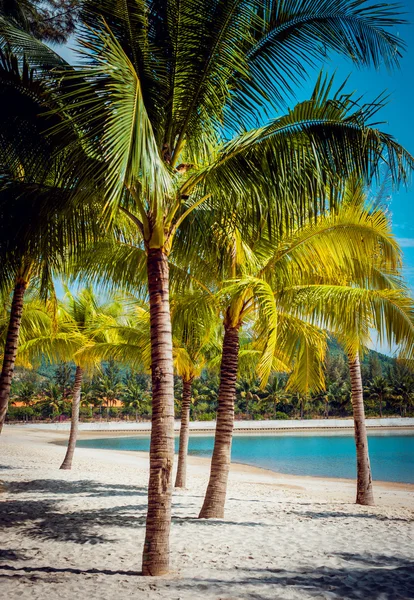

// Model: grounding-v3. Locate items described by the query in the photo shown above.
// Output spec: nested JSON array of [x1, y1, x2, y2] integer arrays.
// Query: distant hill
[[327, 337, 395, 370]]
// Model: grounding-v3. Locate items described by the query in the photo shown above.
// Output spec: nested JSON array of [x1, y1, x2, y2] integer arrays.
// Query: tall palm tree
[[365, 375, 391, 417], [171, 292, 218, 488], [390, 365, 414, 417], [286, 280, 414, 506], [0, 49, 102, 432], [19, 287, 125, 469], [93, 360, 125, 420], [0, 288, 56, 429], [284, 178, 414, 506], [198, 202, 404, 517], [3, 0, 413, 575]]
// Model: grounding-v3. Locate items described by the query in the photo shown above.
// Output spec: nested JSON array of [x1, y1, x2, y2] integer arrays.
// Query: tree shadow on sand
[[0, 552, 412, 598], [1, 475, 268, 546], [169, 553, 414, 600], [0, 498, 269, 544], [0, 564, 141, 578], [0, 498, 148, 543], [5, 479, 147, 498], [173, 516, 268, 527], [286, 509, 412, 523], [0, 549, 29, 561]]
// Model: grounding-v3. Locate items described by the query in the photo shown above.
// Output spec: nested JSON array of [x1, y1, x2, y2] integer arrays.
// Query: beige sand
[[0, 426, 413, 600]]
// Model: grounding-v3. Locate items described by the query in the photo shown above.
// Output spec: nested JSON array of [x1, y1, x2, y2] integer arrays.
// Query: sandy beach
[[1, 426, 413, 599]]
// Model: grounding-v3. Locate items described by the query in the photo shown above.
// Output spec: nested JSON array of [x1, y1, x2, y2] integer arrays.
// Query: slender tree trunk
[[199, 325, 239, 519], [349, 353, 374, 506], [0, 279, 28, 433], [300, 399, 304, 419], [379, 396, 383, 418], [142, 248, 175, 576], [175, 378, 193, 489], [60, 366, 83, 470]]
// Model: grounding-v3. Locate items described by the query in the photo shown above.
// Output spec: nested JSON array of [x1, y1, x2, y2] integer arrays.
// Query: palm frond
[[57, 21, 173, 223]]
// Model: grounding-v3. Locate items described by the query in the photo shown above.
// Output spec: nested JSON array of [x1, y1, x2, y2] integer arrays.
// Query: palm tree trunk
[[0, 278, 28, 433], [142, 248, 175, 577], [60, 366, 83, 470], [175, 378, 193, 489], [349, 353, 374, 506], [379, 396, 383, 418], [199, 324, 239, 519]]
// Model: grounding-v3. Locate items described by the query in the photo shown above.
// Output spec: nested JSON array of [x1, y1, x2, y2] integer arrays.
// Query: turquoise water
[[77, 432, 414, 483]]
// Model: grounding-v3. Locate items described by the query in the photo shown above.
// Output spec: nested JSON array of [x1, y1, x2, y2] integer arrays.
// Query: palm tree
[[289, 280, 414, 506], [93, 360, 125, 420], [122, 373, 151, 421], [122, 390, 150, 421], [261, 376, 288, 417], [0, 48, 102, 432], [365, 376, 391, 417], [37, 381, 68, 418], [171, 292, 218, 488], [19, 287, 125, 469], [3, 1, 413, 575], [199, 202, 404, 518], [389, 364, 414, 417], [0, 291, 57, 425]]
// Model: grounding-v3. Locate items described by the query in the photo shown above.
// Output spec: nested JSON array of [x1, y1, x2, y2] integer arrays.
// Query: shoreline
[[48, 428, 414, 494], [10, 416, 414, 434]]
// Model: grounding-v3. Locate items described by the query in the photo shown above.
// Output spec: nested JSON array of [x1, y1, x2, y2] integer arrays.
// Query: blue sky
[[54, 2, 414, 301]]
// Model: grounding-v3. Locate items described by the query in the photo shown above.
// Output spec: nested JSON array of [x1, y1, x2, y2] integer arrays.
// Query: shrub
[[275, 411, 289, 420], [197, 412, 216, 421], [7, 406, 35, 421]]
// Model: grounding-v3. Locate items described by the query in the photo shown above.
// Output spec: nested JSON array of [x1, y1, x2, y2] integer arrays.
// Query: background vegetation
[[8, 341, 413, 423]]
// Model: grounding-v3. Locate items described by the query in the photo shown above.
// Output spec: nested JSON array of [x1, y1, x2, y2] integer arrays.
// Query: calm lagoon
[[77, 431, 414, 484]]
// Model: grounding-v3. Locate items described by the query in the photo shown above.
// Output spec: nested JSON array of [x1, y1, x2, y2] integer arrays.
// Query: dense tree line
[[8, 345, 413, 424]]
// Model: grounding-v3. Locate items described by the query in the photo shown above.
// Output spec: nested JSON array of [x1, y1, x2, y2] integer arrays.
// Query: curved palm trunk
[[0, 279, 28, 433], [175, 378, 193, 489], [60, 366, 83, 470], [142, 248, 175, 576], [349, 353, 374, 506], [199, 324, 239, 519]]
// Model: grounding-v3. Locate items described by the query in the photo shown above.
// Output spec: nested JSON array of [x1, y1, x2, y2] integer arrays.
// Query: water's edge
[[74, 432, 414, 485], [15, 416, 414, 432]]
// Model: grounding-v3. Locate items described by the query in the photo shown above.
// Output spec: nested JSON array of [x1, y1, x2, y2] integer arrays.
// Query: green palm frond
[[184, 75, 413, 223], [0, 16, 68, 69], [67, 240, 148, 295], [286, 284, 414, 360], [58, 21, 173, 223], [277, 314, 327, 394], [18, 331, 88, 368], [16, 286, 132, 371], [261, 202, 402, 288], [244, 0, 405, 109]]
